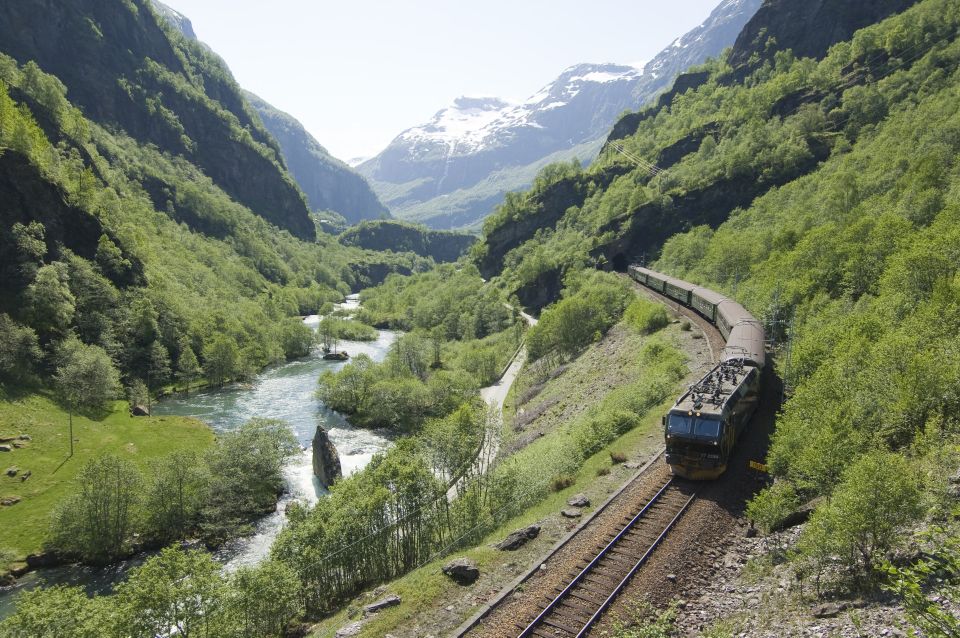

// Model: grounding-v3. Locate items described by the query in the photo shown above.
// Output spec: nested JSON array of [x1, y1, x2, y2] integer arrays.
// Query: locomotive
[[628, 266, 765, 479]]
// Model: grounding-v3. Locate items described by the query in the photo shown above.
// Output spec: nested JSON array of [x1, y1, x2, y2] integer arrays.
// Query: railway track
[[514, 477, 696, 638]]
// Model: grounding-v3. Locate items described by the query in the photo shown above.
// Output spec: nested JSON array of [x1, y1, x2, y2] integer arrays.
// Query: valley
[[2, 0, 960, 636]]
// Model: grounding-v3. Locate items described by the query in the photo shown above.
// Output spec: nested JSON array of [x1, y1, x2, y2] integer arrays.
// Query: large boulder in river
[[312, 425, 342, 489]]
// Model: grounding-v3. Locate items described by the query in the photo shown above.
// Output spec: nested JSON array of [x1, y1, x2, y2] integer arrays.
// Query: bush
[[797, 451, 923, 586], [550, 474, 575, 492], [610, 450, 628, 464], [625, 298, 670, 335]]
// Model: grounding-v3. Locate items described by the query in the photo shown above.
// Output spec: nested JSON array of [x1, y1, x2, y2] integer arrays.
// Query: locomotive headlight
[[696, 412, 701, 417]]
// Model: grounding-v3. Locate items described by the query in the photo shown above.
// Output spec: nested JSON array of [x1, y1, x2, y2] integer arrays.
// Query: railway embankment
[[308, 306, 699, 638]]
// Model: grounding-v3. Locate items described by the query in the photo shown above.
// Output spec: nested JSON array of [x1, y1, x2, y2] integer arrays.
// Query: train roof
[[672, 360, 755, 418]]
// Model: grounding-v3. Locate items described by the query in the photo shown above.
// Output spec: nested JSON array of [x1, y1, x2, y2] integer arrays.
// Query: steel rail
[[516, 477, 695, 637]]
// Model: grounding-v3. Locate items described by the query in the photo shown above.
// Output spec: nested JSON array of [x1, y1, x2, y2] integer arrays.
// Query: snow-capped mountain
[[359, 0, 761, 230]]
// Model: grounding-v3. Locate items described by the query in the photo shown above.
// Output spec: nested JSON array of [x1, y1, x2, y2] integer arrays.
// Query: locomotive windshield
[[667, 414, 722, 439]]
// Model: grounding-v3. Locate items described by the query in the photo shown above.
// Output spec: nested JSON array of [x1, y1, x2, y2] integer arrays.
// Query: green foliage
[[202, 418, 299, 542], [202, 333, 240, 387], [0, 584, 107, 638], [526, 270, 632, 360], [338, 219, 475, 262], [884, 528, 960, 638], [43, 418, 296, 560], [624, 297, 670, 334], [0, 314, 41, 383], [114, 546, 227, 638], [798, 451, 923, 585], [54, 336, 121, 412], [49, 454, 143, 562], [746, 481, 800, 539], [0, 546, 303, 638]]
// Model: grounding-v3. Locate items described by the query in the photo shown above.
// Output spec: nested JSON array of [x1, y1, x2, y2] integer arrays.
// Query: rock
[[443, 557, 480, 585], [0, 496, 20, 506], [745, 525, 757, 538], [778, 497, 824, 530], [335, 622, 363, 637], [667, 574, 677, 582], [364, 594, 401, 614], [567, 494, 591, 507], [17, 434, 30, 441], [312, 425, 342, 489], [812, 602, 842, 618], [26, 552, 59, 568], [19, 471, 30, 482], [560, 508, 582, 519], [0, 445, 11, 452], [623, 462, 640, 469], [495, 524, 540, 551], [5, 467, 17, 477], [131, 404, 150, 417]]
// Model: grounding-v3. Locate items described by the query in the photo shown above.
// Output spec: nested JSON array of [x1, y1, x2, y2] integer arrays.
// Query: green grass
[[308, 406, 670, 638], [0, 390, 213, 569]]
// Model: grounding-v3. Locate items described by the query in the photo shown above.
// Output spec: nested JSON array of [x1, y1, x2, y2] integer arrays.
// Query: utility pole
[[68, 399, 74, 458]]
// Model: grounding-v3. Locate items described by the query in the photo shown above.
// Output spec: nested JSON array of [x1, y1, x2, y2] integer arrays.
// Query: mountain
[[0, 0, 315, 240], [150, 2, 389, 225], [358, 0, 762, 230], [0, 0, 428, 391], [245, 92, 390, 224]]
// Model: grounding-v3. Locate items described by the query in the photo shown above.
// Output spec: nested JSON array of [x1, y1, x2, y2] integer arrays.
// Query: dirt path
[[448, 308, 538, 499]]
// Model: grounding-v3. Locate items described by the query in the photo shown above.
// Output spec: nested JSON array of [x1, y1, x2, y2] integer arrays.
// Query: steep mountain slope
[[150, 1, 390, 226], [0, 4, 427, 402], [246, 92, 390, 224], [358, 0, 761, 230], [0, 0, 315, 240]]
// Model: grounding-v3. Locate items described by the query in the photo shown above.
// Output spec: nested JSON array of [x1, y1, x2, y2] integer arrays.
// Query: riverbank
[[0, 299, 398, 616], [0, 391, 213, 575]]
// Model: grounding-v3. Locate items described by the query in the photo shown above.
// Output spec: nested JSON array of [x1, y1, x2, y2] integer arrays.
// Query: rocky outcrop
[[339, 220, 476, 262], [728, 0, 921, 69], [312, 426, 342, 489]]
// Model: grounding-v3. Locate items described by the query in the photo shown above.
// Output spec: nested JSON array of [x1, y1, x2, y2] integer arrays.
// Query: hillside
[[0, 1, 427, 400], [358, 0, 762, 230], [246, 92, 390, 224], [0, 0, 317, 240], [470, 0, 959, 626], [338, 220, 475, 262]]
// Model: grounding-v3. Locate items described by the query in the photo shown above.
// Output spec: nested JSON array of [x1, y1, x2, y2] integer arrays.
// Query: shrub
[[797, 450, 923, 586], [610, 450, 629, 464], [550, 474, 575, 492], [625, 298, 670, 335], [680, 320, 692, 331]]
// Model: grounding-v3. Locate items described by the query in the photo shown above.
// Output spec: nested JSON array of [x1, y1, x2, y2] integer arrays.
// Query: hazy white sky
[[162, 0, 722, 162]]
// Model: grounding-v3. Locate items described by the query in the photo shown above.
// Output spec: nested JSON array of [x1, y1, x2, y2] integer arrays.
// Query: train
[[628, 265, 765, 480]]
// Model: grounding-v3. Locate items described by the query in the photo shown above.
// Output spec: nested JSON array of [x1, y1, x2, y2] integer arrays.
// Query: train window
[[693, 418, 721, 438], [667, 414, 693, 435]]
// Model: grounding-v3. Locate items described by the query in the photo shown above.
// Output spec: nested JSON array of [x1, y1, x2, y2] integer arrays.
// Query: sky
[[162, 0, 723, 162]]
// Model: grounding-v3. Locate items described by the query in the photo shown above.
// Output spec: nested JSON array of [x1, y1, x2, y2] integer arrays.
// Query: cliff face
[[246, 92, 389, 224], [338, 221, 475, 263], [0, 0, 314, 239], [312, 426, 342, 490], [727, 0, 921, 67]]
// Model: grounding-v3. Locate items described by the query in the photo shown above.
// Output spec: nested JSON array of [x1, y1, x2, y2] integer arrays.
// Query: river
[[0, 295, 396, 617]]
